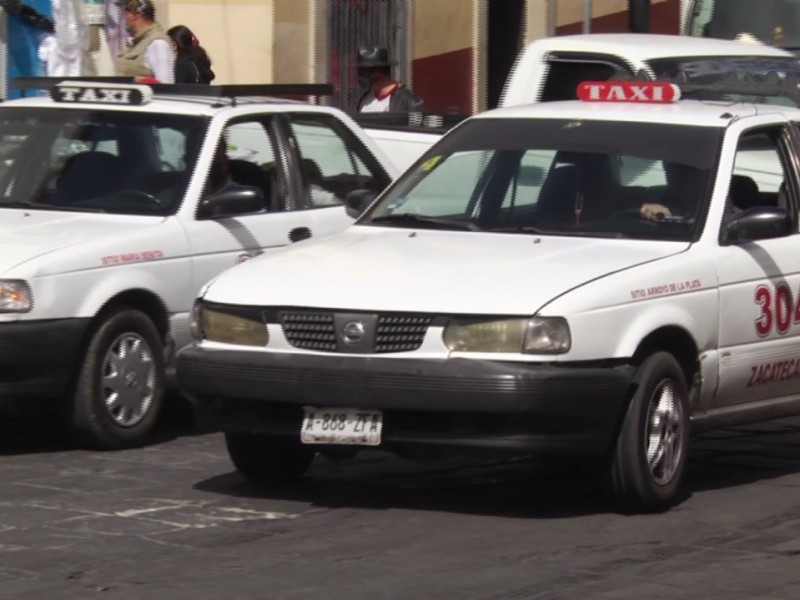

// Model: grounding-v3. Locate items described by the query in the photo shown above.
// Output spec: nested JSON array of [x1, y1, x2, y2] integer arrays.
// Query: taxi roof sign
[[577, 81, 681, 104], [49, 81, 153, 106]]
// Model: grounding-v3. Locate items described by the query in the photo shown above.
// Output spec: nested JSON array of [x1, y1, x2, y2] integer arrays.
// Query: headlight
[[522, 317, 571, 353], [443, 317, 570, 354], [190, 301, 269, 346], [0, 280, 32, 313]]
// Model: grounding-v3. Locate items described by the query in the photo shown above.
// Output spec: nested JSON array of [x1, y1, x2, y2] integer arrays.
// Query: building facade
[[2, 0, 681, 110]]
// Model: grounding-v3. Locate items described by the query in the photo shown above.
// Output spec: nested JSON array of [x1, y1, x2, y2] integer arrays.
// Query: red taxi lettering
[[629, 279, 701, 301], [100, 250, 164, 265], [754, 282, 800, 337], [577, 81, 681, 104], [747, 358, 800, 387]]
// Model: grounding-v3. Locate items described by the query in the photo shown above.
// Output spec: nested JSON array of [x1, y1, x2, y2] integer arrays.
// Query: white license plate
[[301, 406, 383, 446]]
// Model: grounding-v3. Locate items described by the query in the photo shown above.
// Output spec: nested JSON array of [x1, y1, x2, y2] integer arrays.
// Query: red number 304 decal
[[755, 283, 797, 337]]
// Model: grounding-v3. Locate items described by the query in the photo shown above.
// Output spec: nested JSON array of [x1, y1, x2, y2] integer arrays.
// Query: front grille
[[279, 311, 432, 353], [279, 312, 337, 351], [375, 315, 431, 352]]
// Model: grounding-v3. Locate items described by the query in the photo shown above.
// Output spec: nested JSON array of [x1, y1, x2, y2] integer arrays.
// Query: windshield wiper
[[558, 230, 629, 239], [38, 204, 107, 213], [0, 200, 36, 209], [368, 213, 482, 231], [491, 224, 544, 234], [0, 200, 105, 213]]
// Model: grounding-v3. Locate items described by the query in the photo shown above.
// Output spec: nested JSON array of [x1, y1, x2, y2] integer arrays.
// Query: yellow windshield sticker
[[420, 156, 442, 171]]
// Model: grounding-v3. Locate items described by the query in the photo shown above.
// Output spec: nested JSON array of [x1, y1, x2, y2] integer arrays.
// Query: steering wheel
[[606, 207, 660, 225]]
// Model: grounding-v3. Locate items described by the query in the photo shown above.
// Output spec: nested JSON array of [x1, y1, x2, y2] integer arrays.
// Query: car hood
[[205, 227, 689, 314], [0, 209, 160, 274]]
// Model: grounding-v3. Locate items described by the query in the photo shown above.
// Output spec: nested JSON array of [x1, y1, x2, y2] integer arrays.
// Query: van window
[[541, 60, 629, 102]]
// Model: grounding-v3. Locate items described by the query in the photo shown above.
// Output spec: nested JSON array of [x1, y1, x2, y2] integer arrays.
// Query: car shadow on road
[[194, 417, 800, 518], [685, 418, 800, 492], [193, 452, 636, 519], [0, 393, 203, 456]]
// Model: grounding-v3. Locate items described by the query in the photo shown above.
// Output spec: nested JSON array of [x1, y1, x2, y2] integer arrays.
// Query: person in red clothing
[[356, 46, 425, 113]]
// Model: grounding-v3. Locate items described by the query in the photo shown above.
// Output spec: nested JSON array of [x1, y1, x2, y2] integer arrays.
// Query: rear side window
[[286, 113, 393, 208], [541, 60, 630, 102]]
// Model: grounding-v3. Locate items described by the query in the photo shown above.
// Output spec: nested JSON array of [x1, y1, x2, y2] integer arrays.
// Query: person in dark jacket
[[356, 46, 424, 113], [167, 25, 215, 84]]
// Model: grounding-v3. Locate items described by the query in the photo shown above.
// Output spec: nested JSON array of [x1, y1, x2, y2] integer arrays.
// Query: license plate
[[301, 406, 383, 446]]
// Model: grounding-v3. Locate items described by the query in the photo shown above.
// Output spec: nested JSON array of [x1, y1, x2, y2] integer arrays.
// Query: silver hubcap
[[645, 379, 685, 486], [101, 333, 155, 427]]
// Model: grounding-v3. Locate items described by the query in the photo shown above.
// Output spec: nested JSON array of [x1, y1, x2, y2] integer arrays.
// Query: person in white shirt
[[114, 0, 174, 83], [356, 46, 424, 113]]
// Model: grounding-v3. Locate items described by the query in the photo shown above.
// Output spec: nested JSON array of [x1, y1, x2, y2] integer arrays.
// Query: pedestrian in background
[[115, 0, 174, 83], [356, 46, 424, 113], [167, 25, 215, 84]]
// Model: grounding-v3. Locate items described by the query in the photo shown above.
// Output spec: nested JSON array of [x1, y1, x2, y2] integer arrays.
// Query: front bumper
[[0, 318, 90, 404], [177, 346, 636, 458]]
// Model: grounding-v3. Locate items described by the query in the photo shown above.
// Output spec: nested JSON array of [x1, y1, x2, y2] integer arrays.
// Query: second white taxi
[[178, 75, 800, 512]]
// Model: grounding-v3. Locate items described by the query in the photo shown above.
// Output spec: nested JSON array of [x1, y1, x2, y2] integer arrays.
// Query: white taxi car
[[178, 77, 800, 512], [0, 79, 399, 449]]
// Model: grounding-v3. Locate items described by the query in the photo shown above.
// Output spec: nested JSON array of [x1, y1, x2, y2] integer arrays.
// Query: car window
[[0, 108, 207, 215], [287, 113, 393, 208], [500, 150, 555, 211], [364, 117, 722, 242], [218, 120, 278, 212], [734, 130, 784, 194], [541, 58, 630, 102]]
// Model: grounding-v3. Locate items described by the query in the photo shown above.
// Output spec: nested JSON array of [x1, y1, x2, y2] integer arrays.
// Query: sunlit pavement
[[3, 408, 800, 599]]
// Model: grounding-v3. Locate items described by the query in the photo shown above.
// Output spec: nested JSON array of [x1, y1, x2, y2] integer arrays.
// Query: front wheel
[[225, 432, 315, 483], [68, 309, 165, 449], [610, 351, 690, 513]]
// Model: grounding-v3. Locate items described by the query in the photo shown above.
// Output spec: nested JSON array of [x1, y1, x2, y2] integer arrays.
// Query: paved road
[[3, 405, 800, 599]]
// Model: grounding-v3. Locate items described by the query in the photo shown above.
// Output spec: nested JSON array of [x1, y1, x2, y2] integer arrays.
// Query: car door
[[278, 111, 394, 238], [712, 121, 800, 408], [182, 114, 325, 312]]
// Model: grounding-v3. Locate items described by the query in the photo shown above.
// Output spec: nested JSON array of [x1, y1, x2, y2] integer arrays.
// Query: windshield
[[0, 107, 208, 215], [361, 118, 722, 242], [687, 0, 800, 50], [648, 56, 800, 105]]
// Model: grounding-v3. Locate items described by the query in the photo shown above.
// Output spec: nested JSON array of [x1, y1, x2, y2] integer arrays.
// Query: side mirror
[[345, 188, 378, 219], [724, 206, 792, 244], [197, 185, 265, 220]]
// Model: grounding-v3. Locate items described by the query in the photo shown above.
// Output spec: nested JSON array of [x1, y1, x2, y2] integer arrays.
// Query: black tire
[[225, 432, 315, 482], [610, 351, 690, 513], [69, 309, 165, 450]]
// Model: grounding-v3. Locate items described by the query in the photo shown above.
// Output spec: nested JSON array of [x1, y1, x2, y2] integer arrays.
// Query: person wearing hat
[[115, 0, 175, 83], [356, 46, 424, 113]]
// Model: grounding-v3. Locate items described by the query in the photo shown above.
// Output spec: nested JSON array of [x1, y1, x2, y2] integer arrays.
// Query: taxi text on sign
[[577, 81, 681, 104], [50, 83, 153, 106]]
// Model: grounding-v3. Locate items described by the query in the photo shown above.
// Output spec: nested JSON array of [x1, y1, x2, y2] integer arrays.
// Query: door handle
[[289, 227, 312, 243]]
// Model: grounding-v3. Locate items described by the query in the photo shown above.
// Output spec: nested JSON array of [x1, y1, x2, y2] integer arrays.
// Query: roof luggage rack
[[354, 111, 467, 134], [12, 76, 136, 95], [10, 77, 334, 104]]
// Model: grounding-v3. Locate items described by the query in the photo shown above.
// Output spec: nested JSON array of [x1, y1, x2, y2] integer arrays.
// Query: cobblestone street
[[3, 410, 800, 599]]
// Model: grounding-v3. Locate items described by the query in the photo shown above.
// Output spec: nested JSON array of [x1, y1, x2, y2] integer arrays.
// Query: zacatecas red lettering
[[747, 358, 800, 387]]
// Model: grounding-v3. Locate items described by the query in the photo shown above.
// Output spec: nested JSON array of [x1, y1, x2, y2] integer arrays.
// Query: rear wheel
[[225, 432, 315, 482], [610, 351, 690, 513], [69, 309, 165, 449]]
